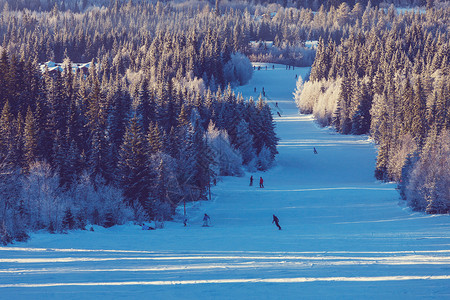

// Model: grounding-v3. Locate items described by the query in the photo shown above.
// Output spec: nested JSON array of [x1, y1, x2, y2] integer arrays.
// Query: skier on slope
[[203, 213, 210, 227], [259, 177, 264, 188], [272, 215, 281, 230], [313, 147, 318, 154], [249, 175, 253, 186]]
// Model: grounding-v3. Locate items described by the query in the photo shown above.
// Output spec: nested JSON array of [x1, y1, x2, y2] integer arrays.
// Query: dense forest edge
[[0, 0, 282, 244], [294, 2, 449, 214], [0, 0, 449, 245]]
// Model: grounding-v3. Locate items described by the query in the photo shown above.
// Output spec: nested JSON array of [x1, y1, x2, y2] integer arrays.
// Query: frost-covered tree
[[21, 161, 63, 231], [405, 130, 450, 214], [206, 121, 243, 177], [223, 52, 253, 86]]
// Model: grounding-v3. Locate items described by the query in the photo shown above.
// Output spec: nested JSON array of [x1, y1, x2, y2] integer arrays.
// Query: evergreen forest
[[0, 0, 449, 245], [295, 2, 450, 214]]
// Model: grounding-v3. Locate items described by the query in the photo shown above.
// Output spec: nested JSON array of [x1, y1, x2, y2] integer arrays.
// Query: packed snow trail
[[1, 63, 449, 299]]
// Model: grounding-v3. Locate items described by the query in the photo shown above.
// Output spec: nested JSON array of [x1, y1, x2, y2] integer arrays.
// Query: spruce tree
[[235, 119, 255, 165], [411, 76, 427, 146], [0, 101, 15, 165], [62, 208, 75, 230], [256, 97, 278, 160], [86, 76, 109, 180], [147, 122, 163, 155], [118, 115, 149, 209], [351, 82, 372, 135], [0, 49, 9, 109], [23, 106, 38, 171], [191, 120, 212, 200]]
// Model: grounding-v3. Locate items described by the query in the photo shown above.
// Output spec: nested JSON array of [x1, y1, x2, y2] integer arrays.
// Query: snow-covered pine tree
[[118, 115, 149, 209], [86, 74, 109, 180], [234, 119, 255, 165], [62, 207, 75, 230], [0, 101, 15, 167], [0, 49, 9, 109], [411, 76, 427, 147], [256, 96, 278, 161], [147, 122, 163, 155], [191, 120, 214, 200], [337, 68, 352, 134], [351, 82, 372, 135]]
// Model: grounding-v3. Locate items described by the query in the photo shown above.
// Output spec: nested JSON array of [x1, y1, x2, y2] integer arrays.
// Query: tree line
[[0, 0, 397, 69], [296, 3, 449, 214]]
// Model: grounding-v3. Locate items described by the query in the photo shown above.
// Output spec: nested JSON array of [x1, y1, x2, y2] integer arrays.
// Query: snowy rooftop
[[40, 61, 92, 73]]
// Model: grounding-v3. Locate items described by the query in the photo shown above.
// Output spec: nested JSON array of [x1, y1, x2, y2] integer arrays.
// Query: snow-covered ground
[[1, 64, 449, 299]]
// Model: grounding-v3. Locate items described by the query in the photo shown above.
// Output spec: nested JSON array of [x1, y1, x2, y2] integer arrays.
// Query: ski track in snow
[[1, 63, 449, 299]]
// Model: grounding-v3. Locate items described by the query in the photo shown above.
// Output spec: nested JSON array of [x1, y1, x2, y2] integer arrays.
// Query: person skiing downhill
[[313, 147, 318, 154], [259, 177, 264, 188], [249, 175, 253, 186], [203, 213, 210, 227], [272, 215, 281, 230]]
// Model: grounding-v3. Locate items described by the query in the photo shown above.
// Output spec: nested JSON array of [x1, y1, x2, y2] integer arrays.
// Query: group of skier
[[185, 212, 280, 230], [254, 65, 275, 71], [160, 146, 317, 230], [252, 86, 284, 118], [197, 213, 281, 230], [169, 172, 289, 230], [249, 175, 264, 188]]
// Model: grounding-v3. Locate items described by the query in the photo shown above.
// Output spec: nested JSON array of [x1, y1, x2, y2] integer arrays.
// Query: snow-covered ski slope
[[1, 63, 449, 299]]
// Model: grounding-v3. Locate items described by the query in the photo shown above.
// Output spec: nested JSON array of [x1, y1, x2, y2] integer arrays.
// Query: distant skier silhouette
[[259, 177, 264, 188], [203, 213, 210, 227], [272, 214, 281, 230], [313, 147, 318, 154], [249, 175, 253, 186], [141, 223, 155, 230], [277, 111, 281, 117]]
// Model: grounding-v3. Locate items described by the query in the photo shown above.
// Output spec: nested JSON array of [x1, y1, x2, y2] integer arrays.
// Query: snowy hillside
[[1, 63, 449, 299]]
